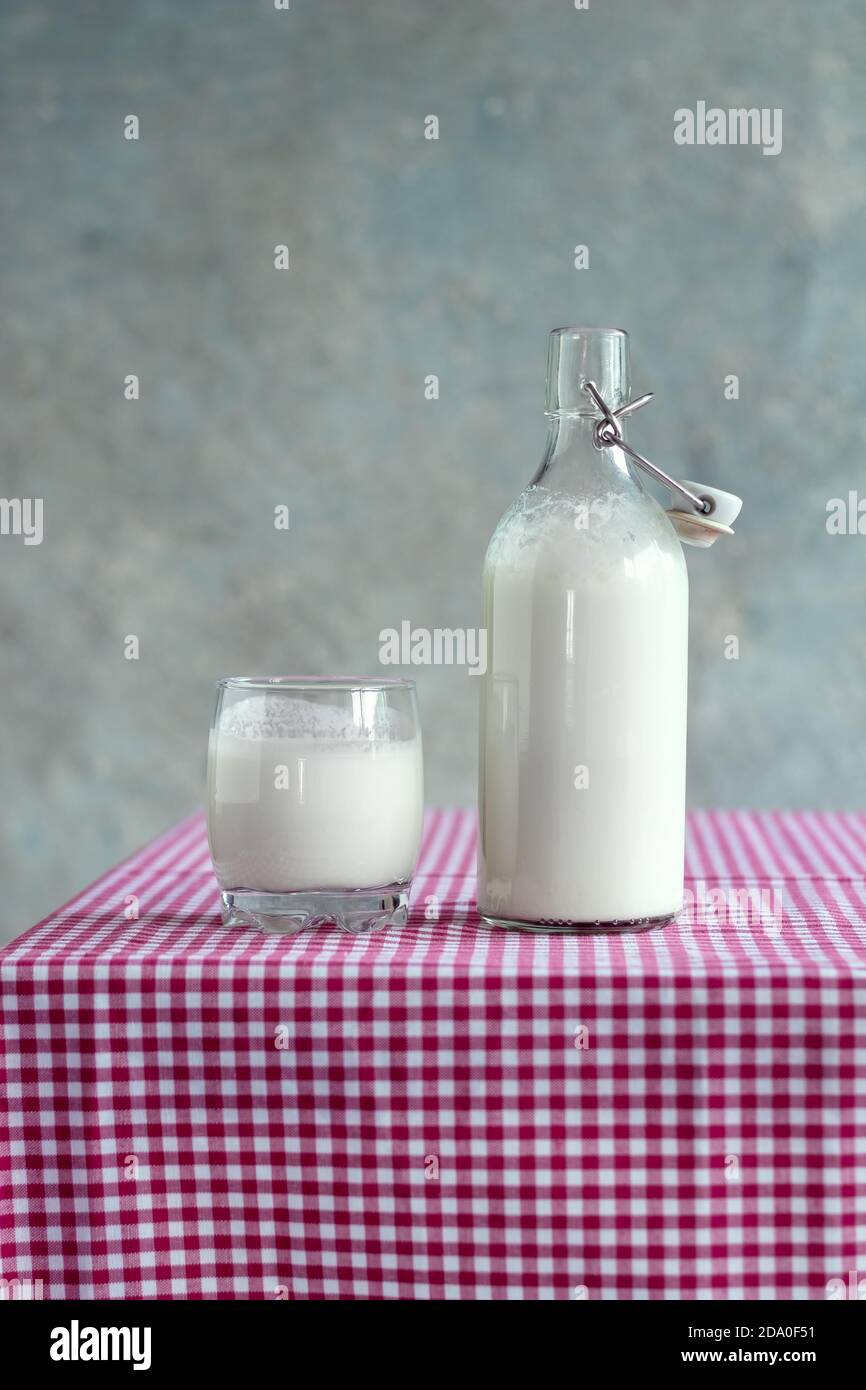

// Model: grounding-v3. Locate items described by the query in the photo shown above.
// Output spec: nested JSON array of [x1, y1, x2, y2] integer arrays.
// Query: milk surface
[[478, 484, 688, 923], [208, 693, 423, 892]]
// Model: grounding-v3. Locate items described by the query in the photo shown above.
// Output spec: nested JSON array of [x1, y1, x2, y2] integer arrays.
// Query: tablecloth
[[2, 808, 866, 1300]]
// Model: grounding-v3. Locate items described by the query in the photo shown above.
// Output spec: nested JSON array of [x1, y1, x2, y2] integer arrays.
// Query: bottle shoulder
[[485, 483, 687, 580]]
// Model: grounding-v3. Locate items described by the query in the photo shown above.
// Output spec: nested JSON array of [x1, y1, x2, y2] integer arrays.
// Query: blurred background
[[2, 0, 865, 944]]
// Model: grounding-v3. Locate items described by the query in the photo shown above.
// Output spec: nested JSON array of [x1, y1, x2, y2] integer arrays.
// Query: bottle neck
[[545, 327, 630, 413], [533, 412, 637, 491]]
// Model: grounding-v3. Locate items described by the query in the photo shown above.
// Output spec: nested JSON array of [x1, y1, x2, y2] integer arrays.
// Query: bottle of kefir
[[478, 328, 688, 930]]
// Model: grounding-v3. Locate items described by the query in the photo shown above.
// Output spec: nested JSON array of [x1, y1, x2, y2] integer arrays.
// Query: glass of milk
[[207, 677, 423, 933]]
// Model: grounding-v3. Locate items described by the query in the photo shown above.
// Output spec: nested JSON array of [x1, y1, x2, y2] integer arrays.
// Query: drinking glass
[[207, 677, 423, 933]]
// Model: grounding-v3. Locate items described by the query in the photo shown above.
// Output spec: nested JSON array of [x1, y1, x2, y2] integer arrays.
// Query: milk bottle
[[478, 328, 689, 928]]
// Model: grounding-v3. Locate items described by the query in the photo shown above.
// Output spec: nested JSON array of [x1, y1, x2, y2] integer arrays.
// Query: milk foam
[[218, 693, 402, 742]]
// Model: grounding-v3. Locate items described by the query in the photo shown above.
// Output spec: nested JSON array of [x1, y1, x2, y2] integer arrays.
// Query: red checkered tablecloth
[[2, 809, 866, 1300]]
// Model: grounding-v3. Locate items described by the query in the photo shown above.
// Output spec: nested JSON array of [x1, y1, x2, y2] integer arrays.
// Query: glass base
[[220, 886, 410, 935], [479, 910, 676, 936]]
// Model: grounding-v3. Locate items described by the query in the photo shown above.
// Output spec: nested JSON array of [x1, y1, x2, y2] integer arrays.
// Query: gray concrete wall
[[3, 0, 865, 944]]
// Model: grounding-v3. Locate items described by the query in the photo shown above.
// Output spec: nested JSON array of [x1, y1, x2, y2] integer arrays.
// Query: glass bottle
[[477, 328, 688, 930]]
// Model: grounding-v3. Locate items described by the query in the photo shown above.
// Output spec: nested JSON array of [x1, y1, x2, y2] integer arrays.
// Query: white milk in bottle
[[478, 328, 688, 928]]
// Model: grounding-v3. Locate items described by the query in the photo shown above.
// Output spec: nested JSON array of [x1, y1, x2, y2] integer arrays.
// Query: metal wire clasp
[[582, 379, 712, 516]]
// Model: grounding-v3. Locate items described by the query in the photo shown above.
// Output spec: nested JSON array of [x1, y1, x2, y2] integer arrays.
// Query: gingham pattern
[[2, 809, 866, 1300]]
